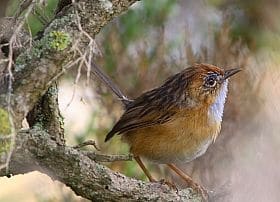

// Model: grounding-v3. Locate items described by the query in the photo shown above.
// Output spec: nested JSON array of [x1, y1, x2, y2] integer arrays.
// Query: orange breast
[[123, 108, 221, 164]]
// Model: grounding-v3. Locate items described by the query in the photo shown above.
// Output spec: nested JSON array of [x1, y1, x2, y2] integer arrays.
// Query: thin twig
[[63, 5, 99, 109], [73, 140, 100, 151], [84, 152, 133, 162]]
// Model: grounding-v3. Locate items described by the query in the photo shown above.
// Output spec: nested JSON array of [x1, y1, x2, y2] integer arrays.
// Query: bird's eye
[[205, 77, 217, 88]]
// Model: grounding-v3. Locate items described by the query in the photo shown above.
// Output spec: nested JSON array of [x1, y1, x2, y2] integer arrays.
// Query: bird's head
[[184, 63, 241, 108]]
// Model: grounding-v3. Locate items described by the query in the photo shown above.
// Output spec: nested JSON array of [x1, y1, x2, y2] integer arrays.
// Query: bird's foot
[[188, 182, 209, 201], [158, 179, 178, 191], [166, 164, 209, 201]]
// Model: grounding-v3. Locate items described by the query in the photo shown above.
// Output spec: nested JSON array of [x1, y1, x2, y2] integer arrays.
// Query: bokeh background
[[1, 0, 280, 201]]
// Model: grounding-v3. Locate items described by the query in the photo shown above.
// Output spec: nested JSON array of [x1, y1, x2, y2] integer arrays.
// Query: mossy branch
[[0, 128, 201, 202], [0, 0, 139, 126]]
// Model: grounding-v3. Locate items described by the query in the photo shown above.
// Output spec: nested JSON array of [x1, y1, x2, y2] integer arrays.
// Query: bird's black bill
[[224, 68, 242, 80]]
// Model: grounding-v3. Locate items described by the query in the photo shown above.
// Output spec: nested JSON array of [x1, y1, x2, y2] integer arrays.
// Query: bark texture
[[0, 128, 201, 202]]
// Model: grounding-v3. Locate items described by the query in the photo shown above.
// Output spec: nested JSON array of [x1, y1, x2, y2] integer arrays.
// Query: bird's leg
[[134, 156, 177, 190], [134, 156, 156, 182], [167, 163, 208, 200]]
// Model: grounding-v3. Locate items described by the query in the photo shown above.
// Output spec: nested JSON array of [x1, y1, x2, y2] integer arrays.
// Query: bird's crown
[[165, 63, 241, 108]]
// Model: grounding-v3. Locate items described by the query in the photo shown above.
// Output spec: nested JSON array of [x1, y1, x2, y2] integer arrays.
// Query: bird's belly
[[140, 133, 213, 164], [171, 136, 212, 164], [123, 117, 220, 164]]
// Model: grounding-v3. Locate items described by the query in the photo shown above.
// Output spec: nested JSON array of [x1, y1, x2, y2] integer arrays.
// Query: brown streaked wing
[[104, 68, 195, 142], [104, 98, 177, 142]]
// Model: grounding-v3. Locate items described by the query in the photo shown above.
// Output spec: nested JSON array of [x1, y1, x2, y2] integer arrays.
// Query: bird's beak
[[223, 68, 242, 80]]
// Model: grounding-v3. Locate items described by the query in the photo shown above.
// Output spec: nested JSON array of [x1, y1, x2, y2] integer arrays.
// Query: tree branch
[[0, 0, 139, 126], [27, 83, 65, 145], [0, 128, 201, 202]]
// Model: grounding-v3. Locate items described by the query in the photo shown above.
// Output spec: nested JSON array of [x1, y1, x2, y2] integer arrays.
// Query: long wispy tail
[[90, 61, 133, 108]]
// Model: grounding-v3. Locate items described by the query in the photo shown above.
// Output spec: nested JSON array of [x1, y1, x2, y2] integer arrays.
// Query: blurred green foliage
[[7, 0, 58, 35], [102, 0, 176, 73], [119, 0, 175, 46], [207, 0, 280, 50]]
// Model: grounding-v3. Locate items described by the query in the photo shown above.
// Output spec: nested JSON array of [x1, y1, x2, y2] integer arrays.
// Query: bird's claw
[[191, 183, 209, 202], [158, 179, 178, 191]]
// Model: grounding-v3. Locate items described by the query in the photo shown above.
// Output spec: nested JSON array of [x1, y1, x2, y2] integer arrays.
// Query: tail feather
[[90, 61, 132, 108], [104, 131, 114, 142], [90, 61, 134, 142]]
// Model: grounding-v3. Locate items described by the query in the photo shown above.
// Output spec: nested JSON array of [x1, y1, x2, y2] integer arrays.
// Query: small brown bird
[[93, 63, 240, 199]]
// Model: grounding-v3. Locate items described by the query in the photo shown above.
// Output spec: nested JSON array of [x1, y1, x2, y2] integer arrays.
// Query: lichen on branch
[[0, 108, 11, 135], [48, 31, 71, 51], [15, 30, 71, 72], [0, 108, 11, 154]]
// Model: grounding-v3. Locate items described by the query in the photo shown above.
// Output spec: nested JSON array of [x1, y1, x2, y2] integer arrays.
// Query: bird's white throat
[[208, 80, 229, 124]]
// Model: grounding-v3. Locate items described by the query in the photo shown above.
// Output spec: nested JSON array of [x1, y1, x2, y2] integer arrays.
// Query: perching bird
[[92, 62, 241, 199]]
